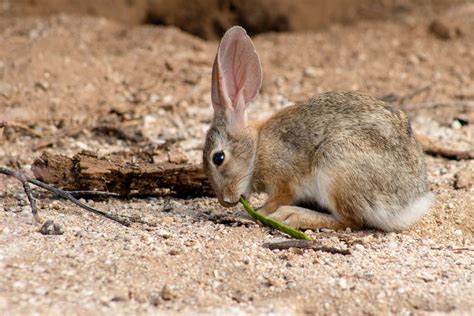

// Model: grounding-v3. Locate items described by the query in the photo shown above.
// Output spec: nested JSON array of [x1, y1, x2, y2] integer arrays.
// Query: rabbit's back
[[255, 91, 430, 231]]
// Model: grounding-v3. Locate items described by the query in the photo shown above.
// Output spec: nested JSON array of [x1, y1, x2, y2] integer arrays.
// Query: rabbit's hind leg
[[268, 206, 361, 231]]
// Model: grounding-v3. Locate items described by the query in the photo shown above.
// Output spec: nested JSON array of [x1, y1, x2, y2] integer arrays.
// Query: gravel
[[1, 4, 473, 315]]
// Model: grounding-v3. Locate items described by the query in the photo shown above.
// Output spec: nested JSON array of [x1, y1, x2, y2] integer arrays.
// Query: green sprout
[[239, 196, 313, 240]]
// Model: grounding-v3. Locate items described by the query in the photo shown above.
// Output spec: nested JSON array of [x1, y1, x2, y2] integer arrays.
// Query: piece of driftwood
[[31, 151, 214, 198]]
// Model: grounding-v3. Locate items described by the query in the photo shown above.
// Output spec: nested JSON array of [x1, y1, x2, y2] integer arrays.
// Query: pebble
[[168, 249, 180, 255], [455, 166, 474, 189], [354, 244, 365, 251], [39, 220, 64, 235], [453, 229, 463, 236], [13, 281, 26, 289], [149, 94, 160, 103], [386, 242, 398, 250], [157, 229, 171, 239], [320, 228, 334, 233], [160, 285, 176, 301], [451, 120, 462, 129], [50, 200, 61, 210], [338, 278, 348, 289], [303, 67, 323, 78], [34, 287, 48, 295]]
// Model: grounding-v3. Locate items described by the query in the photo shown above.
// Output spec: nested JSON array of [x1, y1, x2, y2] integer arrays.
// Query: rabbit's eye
[[212, 151, 225, 166]]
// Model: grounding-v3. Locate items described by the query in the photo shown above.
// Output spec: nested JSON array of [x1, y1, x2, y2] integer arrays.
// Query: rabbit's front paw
[[268, 206, 314, 229], [268, 205, 344, 230]]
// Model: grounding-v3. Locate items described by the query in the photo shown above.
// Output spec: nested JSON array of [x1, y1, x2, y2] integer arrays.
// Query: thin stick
[[240, 196, 313, 240], [1, 122, 42, 137], [22, 181, 40, 222], [263, 240, 351, 255], [0, 167, 41, 223], [397, 83, 433, 105], [65, 190, 121, 198], [0, 166, 130, 226]]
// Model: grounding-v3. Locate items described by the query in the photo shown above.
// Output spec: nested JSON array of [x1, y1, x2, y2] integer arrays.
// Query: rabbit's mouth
[[219, 195, 240, 207], [220, 200, 239, 207]]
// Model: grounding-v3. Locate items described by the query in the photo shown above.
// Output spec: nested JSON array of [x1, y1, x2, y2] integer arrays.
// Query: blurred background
[[1, 0, 466, 38]]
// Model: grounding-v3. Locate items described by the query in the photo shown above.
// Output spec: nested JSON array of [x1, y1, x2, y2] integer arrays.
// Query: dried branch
[[0, 121, 42, 137], [0, 167, 40, 223], [0, 166, 130, 226], [65, 190, 121, 198], [263, 240, 351, 255]]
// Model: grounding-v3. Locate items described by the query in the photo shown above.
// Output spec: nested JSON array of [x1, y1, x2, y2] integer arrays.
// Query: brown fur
[[204, 27, 431, 231]]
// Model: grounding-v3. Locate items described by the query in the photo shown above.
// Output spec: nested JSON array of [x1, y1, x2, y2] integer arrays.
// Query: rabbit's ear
[[211, 26, 262, 130]]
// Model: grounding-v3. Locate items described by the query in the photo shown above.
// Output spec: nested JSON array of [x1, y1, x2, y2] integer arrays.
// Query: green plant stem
[[239, 196, 313, 240]]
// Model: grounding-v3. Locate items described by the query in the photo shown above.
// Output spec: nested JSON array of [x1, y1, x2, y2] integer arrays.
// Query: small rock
[[386, 242, 398, 250], [160, 285, 176, 301], [429, 19, 452, 40], [13, 281, 26, 289], [451, 120, 463, 130], [241, 256, 250, 265], [50, 200, 61, 210], [34, 81, 49, 91], [338, 278, 348, 289], [168, 249, 180, 255], [303, 67, 323, 78], [34, 287, 48, 295], [354, 244, 365, 251], [149, 94, 160, 103], [39, 220, 64, 235], [157, 229, 171, 239], [286, 281, 296, 289], [320, 228, 334, 233], [454, 165, 474, 189], [454, 229, 463, 237]]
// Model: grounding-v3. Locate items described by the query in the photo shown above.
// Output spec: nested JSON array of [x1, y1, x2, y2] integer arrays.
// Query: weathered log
[[31, 151, 214, 198]]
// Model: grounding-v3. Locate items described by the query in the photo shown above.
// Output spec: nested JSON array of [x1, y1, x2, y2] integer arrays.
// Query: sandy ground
[[0, 3, 473, 315]]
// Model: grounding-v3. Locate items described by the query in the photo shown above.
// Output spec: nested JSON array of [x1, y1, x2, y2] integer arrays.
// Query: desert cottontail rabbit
[[203, 26, 433, 231]]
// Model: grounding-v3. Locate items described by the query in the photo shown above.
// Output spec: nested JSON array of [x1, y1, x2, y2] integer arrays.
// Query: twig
[[0, 166, 130, 226], [240, 196, 313, 240], [0, 167, 40, 223], [397, 83, 433, 105], [22, 181, 40, 222], [65, 190, 121, 198], [1, 122, 42, 137], [379, 84, 433, 104], [263, 240, 351, 255]]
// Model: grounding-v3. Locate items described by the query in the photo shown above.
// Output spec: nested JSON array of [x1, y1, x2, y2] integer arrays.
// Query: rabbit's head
[[203, 26, 262, 207]]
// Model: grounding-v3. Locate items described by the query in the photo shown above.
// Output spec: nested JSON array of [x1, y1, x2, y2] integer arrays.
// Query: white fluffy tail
[[366, 192, 434, 232]]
